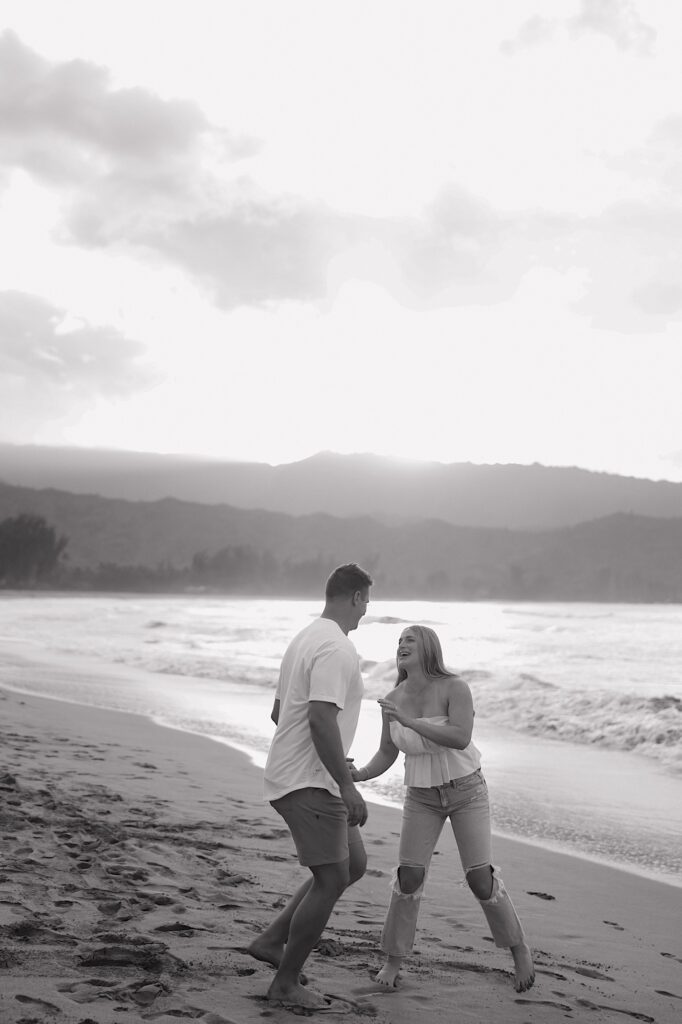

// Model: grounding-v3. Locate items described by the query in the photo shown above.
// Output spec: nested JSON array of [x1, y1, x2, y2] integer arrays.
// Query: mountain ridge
[[2, 444, 682, 530], [2, 479, 682, 601]]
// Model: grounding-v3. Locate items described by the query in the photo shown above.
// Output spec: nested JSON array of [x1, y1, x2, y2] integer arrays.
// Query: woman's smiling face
[[397, 628, 420, 671]]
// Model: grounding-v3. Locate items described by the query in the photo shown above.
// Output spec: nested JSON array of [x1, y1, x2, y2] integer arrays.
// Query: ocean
[[1, 593, 680, 887]]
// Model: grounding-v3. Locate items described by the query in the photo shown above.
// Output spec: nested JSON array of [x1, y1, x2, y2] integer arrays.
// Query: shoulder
[[311, 626, 359, 670], [443, 674, 472, 700]]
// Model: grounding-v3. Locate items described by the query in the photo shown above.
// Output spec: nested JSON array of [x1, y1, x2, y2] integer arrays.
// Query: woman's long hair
[[396, 625, 455, 684]]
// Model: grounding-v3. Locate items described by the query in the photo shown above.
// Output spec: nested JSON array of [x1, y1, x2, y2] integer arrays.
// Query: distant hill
[[2, 445, 682, 530], [2, 480, 682, 601]]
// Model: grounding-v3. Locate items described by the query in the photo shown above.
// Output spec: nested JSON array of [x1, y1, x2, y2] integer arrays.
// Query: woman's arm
[[378, 678, 474, 750], [351, 709, 400, 782]]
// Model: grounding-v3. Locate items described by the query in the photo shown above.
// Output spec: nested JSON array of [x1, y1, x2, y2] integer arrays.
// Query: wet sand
[[0, 684, 680, 1023]]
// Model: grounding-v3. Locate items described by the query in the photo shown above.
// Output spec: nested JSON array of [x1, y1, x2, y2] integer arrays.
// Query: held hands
[[347, 757, 368, 783], [340, 781, 368, 827]]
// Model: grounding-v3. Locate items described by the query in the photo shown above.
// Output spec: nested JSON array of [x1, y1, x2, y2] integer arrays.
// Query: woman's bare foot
[[266, 980, 327, 1009], [374, 955, 402, 989], [246, 937, 308, 985], [511, 941, 535, 992]]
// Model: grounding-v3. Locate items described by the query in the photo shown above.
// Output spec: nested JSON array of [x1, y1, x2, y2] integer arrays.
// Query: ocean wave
[[363, 615, 443, 626], [502, 607, 615, 621], [469, 673, 682, 771], [361, 661, 682, 771]]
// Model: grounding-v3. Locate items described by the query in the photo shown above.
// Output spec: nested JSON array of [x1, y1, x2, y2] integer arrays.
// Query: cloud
[[0, 30, 254, 203], [502, 0, 656, 56], [614, 115, 682, 195], [0, 289, 160, 401], [568, 0, 656, 54], [500, 15, 557, 55], [1, 31, 679, 331], [57, 173, 682, 331], [141, 199, 360, 308]]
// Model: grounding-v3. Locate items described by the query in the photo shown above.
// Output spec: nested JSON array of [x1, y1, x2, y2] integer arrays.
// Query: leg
[[466, 864, 534, 992], [248, 824, 366, 972], [376, 864, 425, 988], [247, 876, 312, 973], [267, 858, 350, 1007], [448, 774, 535, 992], [377, 787, 445, 987], [259, 790, 365, 1008]]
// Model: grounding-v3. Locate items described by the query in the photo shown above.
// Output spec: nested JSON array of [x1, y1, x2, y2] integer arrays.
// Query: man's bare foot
[[511, 941, 535, 992], [374, 956, 402, 989], [246, 938, 308, 985], [266, 980, 327, 1009]]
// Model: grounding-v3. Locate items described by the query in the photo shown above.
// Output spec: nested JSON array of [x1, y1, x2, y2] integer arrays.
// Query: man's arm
[[308, 700, 367, 826]]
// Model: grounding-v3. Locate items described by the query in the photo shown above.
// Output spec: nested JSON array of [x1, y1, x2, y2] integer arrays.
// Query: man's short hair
[[325, 563, 373, 600]]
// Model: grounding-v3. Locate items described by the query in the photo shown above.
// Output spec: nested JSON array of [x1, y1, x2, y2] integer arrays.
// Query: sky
[[1, 0, 682, 480]]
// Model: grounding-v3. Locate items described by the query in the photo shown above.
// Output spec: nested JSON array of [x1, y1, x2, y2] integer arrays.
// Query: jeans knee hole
[[397, 866, 424, 895]]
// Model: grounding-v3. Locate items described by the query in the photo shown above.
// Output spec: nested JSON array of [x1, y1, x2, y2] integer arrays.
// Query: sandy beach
[[1, 684, 680, 1024]]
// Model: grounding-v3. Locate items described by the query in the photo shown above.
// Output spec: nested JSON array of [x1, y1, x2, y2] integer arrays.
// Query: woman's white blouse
[[389, 715, 482, 787]]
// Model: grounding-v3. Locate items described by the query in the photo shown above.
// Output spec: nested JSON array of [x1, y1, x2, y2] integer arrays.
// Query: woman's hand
[[377, 699, 414, 728]]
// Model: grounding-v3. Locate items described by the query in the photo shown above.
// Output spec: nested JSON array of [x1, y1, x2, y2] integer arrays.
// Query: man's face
[[350, 587, 370, 630]]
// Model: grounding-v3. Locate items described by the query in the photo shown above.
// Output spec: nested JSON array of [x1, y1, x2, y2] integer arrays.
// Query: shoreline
[[2, 673, 681, 891], [213, 729, 682, 891], [1, 683, 681, 1024], [2, 655, 675, 888]]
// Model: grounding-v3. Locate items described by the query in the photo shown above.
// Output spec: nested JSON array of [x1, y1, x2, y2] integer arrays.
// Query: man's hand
[[340, 781, 368, 827]]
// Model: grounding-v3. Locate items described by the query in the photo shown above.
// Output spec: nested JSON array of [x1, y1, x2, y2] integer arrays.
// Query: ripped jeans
[[381, 769, 525, 957]]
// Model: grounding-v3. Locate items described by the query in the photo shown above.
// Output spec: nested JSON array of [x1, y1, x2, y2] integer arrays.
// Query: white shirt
[[263, 618, 364, 802]]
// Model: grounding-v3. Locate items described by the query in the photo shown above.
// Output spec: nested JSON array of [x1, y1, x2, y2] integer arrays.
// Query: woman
[[351, 625, 535, 993]]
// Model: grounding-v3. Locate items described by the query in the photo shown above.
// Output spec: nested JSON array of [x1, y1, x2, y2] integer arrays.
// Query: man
[[248, 563, 373, 1010]]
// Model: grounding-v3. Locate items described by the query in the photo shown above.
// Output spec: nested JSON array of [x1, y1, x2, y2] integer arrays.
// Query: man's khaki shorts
[[271, 787, 362, 866]]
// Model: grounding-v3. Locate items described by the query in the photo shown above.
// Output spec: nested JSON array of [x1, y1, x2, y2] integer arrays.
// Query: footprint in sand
[[216, 870, 253, 887], [436, 958, 510, 980], [15, 994, 62, 1012], [255, 828, 289, 839], [516, 998, 572, 1012], [570, 965, 613, 981], [576, 997, 654, 1022], [154, 921, 198, 936], [78, 940, 171, 971], [60, 977, 170, 1007], [535, 967, 567, 980], [315, 938, 344, 957]]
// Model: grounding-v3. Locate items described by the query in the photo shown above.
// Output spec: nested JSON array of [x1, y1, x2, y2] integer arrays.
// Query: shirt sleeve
[[309, 641, 358, 709]]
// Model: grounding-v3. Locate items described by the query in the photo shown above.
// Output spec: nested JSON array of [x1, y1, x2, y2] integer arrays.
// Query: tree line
[[0, 512, 344, 594], [3, 512, 682, 602]]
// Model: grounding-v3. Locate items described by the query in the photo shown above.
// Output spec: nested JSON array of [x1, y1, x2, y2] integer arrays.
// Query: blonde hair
[[396, 624, 454, 684]]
